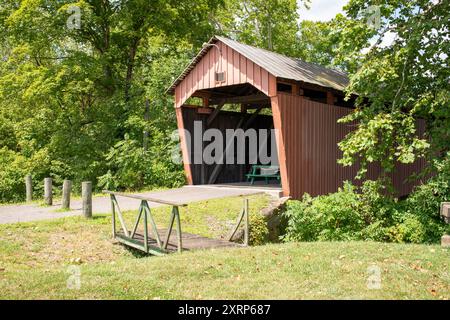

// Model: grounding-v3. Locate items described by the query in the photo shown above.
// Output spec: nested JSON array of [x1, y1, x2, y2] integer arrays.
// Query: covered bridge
[[168, 36, 424, 199]]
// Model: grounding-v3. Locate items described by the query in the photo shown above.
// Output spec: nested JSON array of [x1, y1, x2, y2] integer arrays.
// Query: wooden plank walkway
[[104, 189, 259, 255], [115, 229, 242, 254]]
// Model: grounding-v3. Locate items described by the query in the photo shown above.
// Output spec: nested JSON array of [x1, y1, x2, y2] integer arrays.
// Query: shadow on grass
[[91, 215, 109, 221], [110, 238, 157, 258], [118, 244, 154, 258]]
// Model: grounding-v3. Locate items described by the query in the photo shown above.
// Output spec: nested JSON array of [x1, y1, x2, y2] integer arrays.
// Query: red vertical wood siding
[[174, 44, 425, 198], [271, 96, 290, 196], [175, 108, 193, 185], [175, 41, 276, 108], [272, 93, 424, 199]]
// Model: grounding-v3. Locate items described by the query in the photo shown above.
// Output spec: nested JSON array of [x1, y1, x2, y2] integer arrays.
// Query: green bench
[[245, 165, 281, 185]]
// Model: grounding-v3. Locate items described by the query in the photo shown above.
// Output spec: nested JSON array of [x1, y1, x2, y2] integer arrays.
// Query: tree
[[0, 0, 224, 200], [213, 1, 355, 72], [336, 0, 449, 178], [296, 17, 357, 71], [216, 0, 303, 56]]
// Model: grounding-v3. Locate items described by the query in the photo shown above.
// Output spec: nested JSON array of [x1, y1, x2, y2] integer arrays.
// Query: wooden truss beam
[[207, 106, 264, 184], [206, 102, 225, 126], [209, 93, 269, 106]]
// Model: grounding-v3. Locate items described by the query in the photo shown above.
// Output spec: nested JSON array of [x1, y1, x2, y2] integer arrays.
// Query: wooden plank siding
[[272, 93, 425, 199], [175, 108, 193, 185], [174, 41, 277, 108]]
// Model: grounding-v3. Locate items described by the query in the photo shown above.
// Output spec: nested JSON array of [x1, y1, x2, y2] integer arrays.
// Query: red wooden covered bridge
[[168, 36, 424, 200]]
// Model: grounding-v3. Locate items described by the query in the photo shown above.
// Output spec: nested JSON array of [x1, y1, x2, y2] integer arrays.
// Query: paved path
[[0, 186, 265, 224]]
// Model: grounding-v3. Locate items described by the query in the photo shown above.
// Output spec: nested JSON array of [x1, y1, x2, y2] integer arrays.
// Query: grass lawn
[[0, 194, 448, 300]]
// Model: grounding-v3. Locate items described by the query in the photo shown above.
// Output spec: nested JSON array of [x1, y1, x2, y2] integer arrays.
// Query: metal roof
[[168, 35, 349, 94]]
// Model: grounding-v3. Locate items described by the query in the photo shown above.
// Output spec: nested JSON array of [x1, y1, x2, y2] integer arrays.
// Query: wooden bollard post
[[25, 175, 32, 202], [440, 203, 450, 247], [442, 235, 450, 248], [441, 202, 450, 224], [244, 198, 249, 246], [44, 178, 52, 206], [62, 180, 72, 210], [82, 181, 92, 218]]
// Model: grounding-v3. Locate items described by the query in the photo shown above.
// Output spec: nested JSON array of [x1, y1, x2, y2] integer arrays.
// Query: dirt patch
[[0, 225, 129, 267], [34, 227, 127, 265], [205, 216, 234, 239]]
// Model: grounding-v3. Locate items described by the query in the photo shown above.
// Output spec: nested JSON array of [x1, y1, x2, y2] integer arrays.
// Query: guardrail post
[[175, 206, 182, 253], [111, 195, 116, 237], [442, 235, 450, 247], [143, 202, 149, 253], [82, 181, 92, 218], [244, 198, 249, 246], [25, 175, 32, 202], [44, 178, 52, 206], [62, 179, 72, 210]]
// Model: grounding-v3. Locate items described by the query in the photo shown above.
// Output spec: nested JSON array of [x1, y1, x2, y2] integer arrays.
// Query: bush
[[98, 131, 185, 191], [282, 177, 449, 244], [393, 155, 450, 242], [249, 212, 269, 245], [0, 147, 54, 203], [0, 148, 30, 202], [98, 135, 148, 190], [282, 182, 365, 242]]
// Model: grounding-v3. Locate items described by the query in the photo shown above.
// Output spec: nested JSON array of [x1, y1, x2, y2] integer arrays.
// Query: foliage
[[296, 17, 355, 71], [280, 1, 450, 244], [216, 0, 304, 55], [282, 178, 448, 244], [0, 0, 225, 202], [0, 146, 56, 202], [336, 0, 449, 177], [0, 148, 32, 202], [281, 1, 450, 244], [283, 182, 368, 242], [392, 154, 450, 242], [216, 0, 348, 70], [296, 20, 337, 67], [0, 0, 349, 203], [97, 130, 185, 191], [249, 212, 269, 246]]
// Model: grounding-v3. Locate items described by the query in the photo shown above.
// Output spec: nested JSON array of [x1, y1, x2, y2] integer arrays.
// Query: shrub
[[356, 180, 400, 241], [0, 148, 29, 202], [387, 214, 428, 243], [0, 147, 53, 203], [249, 212, 269, 246], [394, 155, 450, 242], [98, 135, 148, 190], [282, 182, 365, 242], [281, 177, 449, 244], [98, 131, 185, 191]]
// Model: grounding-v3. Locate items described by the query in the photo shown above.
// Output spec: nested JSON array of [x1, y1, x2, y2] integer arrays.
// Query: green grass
[[0, 194, 448, 300]]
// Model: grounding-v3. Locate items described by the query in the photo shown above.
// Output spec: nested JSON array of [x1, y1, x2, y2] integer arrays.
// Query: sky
[[298, 0, 349, 22]]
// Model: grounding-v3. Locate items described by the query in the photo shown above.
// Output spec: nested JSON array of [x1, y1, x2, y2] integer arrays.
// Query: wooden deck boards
[[115, 229, 242, 254]]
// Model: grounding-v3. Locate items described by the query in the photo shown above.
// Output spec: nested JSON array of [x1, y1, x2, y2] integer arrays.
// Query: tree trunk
[[124, 38, 140, 102]]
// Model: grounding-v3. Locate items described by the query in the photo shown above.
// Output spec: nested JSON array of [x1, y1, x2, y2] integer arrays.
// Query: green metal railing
[[104, 191, 186, 256], [103, 190, 257, 255]]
